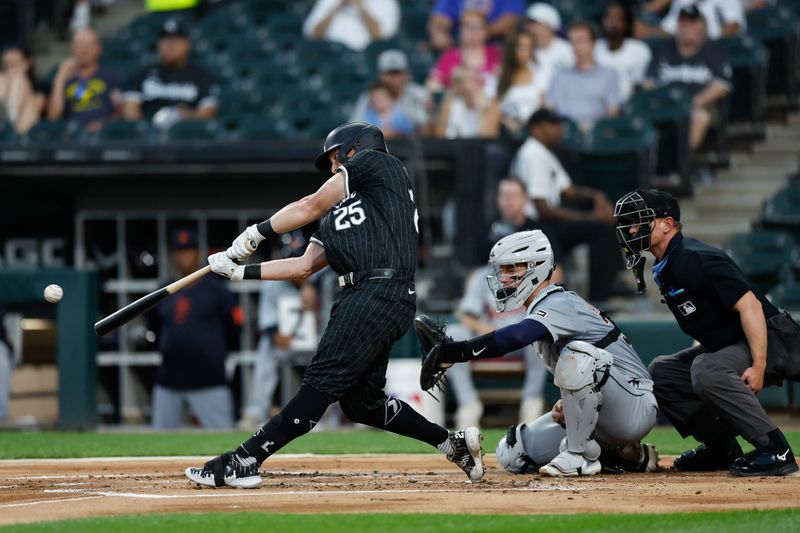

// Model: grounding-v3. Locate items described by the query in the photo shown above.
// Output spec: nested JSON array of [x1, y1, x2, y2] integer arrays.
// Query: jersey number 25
[[333, 200, 366, 231]]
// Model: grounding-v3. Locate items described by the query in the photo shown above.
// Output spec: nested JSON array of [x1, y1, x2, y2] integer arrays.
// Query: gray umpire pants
[[151, 385, 234, 430], [648, 312, 800, 447]]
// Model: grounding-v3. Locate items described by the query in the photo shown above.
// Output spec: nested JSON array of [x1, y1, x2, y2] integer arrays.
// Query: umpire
[[614, 189, 800, 477], [185, 122, 484, 489]]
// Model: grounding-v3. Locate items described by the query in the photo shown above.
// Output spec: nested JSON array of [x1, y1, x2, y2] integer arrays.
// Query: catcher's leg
[[496, 413, 565, 474], [539, 341, 610, 477]]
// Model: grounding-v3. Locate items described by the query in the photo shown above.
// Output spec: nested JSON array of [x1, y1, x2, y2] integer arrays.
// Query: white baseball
[[44, 284, 63, 303]]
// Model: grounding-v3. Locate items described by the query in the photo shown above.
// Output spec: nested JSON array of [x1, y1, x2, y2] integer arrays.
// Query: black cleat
[[185, 451, 262, 488], [730, 447, 799, 477], [673, 441, 743, 472], [447, 427, 484, 482]]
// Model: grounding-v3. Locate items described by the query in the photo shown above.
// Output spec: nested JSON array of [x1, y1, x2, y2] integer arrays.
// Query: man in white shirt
[[510, 109, 624, 303], [524, 3, 574, 73], [660, 0, 745, 39], [595, 1, 651, 103], [303, 0, 400, 52]]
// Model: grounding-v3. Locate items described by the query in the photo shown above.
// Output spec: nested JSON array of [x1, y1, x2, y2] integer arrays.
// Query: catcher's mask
[[314, 121, 388, 174], [613, 190, 656, 269], [486, 230, 554, 312]]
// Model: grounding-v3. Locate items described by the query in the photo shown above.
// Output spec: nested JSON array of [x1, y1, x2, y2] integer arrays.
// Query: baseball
[[44, 284, 63, 303]]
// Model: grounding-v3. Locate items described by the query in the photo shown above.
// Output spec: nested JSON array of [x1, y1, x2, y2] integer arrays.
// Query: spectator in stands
[[355, 80, 414, 138], [426, 10, 502, 96], [595, 1, 651, 103], [524, 3, 573, 74], [240, 233, 322, 431], [445, 182, 549, 427], [48, 29, 121, 132], [122, 18, 219, 128], [643, 5, 731, 152], [546, 22, 620, 126], [434, 66, 500, 139], [495, 31, 552, 138], [350, 50, 430, 134], [511, 109, 624, 304], [149, 228, 242, 429], [429, 0, 524, 52], [640, 0, 745, 39], [0, 45, 45, 134], [303, 0, 400, 52]]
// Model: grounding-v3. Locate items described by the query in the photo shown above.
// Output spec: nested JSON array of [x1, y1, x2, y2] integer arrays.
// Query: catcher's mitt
[[415, 314, 453, 394]]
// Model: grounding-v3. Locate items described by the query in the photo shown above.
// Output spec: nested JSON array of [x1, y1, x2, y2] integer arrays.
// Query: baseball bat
[[94, 265, 212, 336]]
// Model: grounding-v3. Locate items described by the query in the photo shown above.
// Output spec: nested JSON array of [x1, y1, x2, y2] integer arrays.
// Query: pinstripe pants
[[302, 279, 415, 411]]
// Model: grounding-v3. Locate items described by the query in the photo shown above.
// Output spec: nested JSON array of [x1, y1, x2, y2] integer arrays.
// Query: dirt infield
[[1, 454, 799, 525]]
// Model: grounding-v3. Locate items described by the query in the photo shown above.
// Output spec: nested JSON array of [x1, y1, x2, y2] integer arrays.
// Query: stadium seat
[[725, 231, 799, 294], [0, 120, 17, 145], [768, 282, 800, 312], [229, 114, 294, 140], [718, 35, 768, 138], [165, 120, 222, 142], [626, 87, 692, 186], [22, 121, 83, 145], [761, 184, 800, 240], [92, 120, 152, 144], [746, 6, 799, 107]]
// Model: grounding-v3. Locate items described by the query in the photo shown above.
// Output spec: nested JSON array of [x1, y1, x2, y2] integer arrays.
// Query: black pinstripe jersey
[[312, 150, 418, 276]]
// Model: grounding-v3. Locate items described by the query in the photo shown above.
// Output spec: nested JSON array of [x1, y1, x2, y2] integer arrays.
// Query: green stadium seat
[[747, 6, 799, 105], [165, 120, 222, 142], [725, 231, 798, 294], [717, 35, 768, 138], [768, 282, 800, 312], [0, 120, 17, 145], [22, 121, 83, 145], [265, 12, 305, 38], [761, 184, 800, 242], [92, 120, 152, 144], [229, 114, 294, 141]]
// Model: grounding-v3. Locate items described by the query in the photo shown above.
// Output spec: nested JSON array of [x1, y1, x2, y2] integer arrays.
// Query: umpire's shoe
[[673, 440, 743, 472], [447, 427, 485, 482], [730, 430, 800, 477], [185, 451, 262, 488]]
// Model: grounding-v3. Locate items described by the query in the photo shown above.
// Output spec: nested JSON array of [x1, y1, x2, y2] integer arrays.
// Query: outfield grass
[[2, 427, 799, 459], [4, 510, 800, 533]]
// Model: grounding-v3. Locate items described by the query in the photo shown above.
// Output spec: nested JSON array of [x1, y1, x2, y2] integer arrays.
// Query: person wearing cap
[[546, 21, 621, 126], [48, 28, 121, 131], [594, 1, 651, 104], [147, 228, 242, 429], [429, 0, 524, 52], [643, 4, 732, 163], [122, 17, 219, 126], [614, 189, 800, 477], [303, 0, 399, 52], [510, 108, 624, 304], [659, 0, 744, 40], [524, 3, 574, 74], [349, 50, 430, 133]]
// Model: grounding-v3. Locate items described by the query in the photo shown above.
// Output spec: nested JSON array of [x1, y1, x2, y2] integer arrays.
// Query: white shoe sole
[[185, 467, 217, 487], [539, 459, 601, 477], [464, 426, 485, 483], [184, 467, 262, 488]]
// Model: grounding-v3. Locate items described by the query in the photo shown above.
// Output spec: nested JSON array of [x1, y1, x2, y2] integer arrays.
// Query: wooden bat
[[94, 265, 212, 336]]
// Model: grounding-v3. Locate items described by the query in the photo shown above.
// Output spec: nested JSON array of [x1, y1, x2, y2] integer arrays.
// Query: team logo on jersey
[[678, 301, 697, 316], [385, 397, 402, 425]]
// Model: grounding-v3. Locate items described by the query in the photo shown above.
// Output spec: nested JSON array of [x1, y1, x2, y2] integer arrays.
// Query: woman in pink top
[[426, 10, 502, 95]]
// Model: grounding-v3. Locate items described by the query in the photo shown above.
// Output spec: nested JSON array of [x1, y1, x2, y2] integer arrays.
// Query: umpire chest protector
[[654, 233, 781, 352]]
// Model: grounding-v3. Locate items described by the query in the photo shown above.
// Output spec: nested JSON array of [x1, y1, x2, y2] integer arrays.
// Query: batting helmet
[[314, 122, 388, 174]]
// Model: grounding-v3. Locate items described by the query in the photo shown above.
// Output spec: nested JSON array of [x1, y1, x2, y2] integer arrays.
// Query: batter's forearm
[[251, 257, 310, 281]]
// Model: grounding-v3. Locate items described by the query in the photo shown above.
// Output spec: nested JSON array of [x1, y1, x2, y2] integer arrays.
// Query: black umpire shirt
[[312, 149, 418, 277], [653, 232, 779, 352]]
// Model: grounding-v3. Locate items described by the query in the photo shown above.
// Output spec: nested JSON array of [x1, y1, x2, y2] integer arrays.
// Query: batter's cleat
[[539, 450, 602, 477], [673, 441, 742, 472], [730, 447, 799, 477], [185, 451, 262, 489], [447, 427, 485, 482]]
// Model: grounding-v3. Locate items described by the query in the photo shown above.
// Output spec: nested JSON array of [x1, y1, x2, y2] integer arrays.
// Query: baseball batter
[[185, 122, 484, 488], [420, 230, 658, 476]]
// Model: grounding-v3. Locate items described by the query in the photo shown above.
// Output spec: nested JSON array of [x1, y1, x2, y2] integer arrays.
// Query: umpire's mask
[[613, 190, 656, 269]]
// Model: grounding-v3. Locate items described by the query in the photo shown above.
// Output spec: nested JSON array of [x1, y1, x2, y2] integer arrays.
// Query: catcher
[[416, 230, 659, 476]]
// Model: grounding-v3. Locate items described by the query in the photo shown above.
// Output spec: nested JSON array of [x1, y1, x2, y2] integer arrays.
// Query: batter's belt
[[338, 268, 414, 288]]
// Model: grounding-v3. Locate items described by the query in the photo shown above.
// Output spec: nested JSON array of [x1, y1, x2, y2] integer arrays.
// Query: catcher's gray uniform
[[512, 285, 657, 466]]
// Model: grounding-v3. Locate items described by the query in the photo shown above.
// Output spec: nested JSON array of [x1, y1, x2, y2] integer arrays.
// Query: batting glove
[[209, 252, 244, 281], [226, 224, 264, 261]]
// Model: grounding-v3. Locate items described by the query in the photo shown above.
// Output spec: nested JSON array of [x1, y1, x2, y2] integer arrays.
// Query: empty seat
[[22, 121, 83, 145], [726, 230, 799, 294], [93, 120, 152, 143], [230, 114, 294, 140], [768, 282, 800, 312], [747, 6, 799, 106], [165, 120, 222, 142], [0, 121, 17, 145], [761, 184, 800, 240]]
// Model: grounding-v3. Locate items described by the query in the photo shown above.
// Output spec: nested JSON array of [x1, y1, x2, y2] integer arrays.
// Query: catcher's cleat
[[539, 450, 601, 477], [185, 451, 262, 489], [673, 441, 742, 472], [447, 427, 485, 482], [415, 314, 453, 393], [600, 443, 659, 474]]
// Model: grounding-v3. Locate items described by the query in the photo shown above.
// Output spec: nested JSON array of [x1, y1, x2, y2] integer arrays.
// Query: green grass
[[2, 427, 799, 459], [4, 510, 800, 533]]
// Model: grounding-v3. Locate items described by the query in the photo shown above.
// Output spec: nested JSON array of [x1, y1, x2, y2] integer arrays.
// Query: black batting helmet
[[314, 122, 388, 174]]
